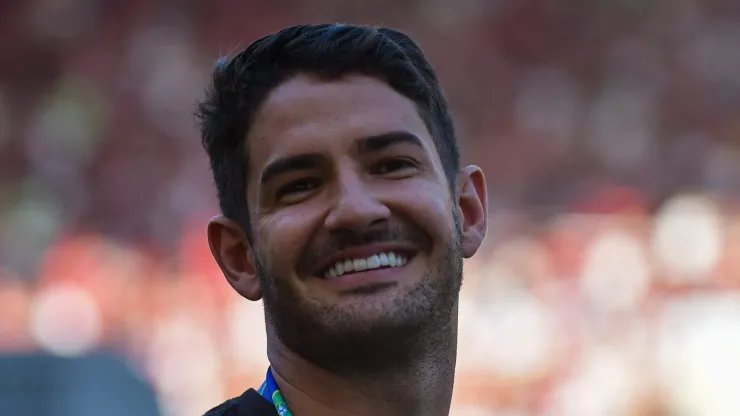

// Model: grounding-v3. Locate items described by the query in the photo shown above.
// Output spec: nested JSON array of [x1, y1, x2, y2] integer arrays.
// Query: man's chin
[[322, 303, 428, 336], [279, 302, 432, 375], [269, 281, 432, 352]]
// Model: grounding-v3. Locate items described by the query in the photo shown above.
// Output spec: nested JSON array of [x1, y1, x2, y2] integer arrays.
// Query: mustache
[[298, 224, 430, 272]]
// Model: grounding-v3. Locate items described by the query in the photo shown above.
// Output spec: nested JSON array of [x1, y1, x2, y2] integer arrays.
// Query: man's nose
[[323, 173, 391, 233]]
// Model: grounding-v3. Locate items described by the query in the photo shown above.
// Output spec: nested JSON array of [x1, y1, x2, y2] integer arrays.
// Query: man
[[198, 23, 487, 416]]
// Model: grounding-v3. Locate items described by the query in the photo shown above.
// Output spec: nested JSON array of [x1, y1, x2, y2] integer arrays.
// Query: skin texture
[[207, 74, 487, 416]]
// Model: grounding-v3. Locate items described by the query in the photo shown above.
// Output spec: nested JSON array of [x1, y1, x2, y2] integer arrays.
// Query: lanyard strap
[[257, 367, 294, 416]]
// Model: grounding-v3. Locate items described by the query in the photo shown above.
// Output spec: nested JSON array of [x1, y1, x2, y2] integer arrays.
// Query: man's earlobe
[[455, 165, 488, 258], [207, 216, 263, 301]]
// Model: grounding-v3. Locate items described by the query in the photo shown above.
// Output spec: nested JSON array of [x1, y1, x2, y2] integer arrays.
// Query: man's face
[[245, 74, 467, 369]]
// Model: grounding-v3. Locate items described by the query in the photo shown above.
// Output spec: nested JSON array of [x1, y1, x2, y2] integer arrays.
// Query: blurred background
[[1, 0, 740, 415]]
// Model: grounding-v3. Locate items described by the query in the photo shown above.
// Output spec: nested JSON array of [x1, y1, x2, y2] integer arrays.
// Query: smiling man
[[198, 24, 487, 416]]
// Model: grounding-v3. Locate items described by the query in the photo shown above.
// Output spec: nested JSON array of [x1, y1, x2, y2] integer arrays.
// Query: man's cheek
[[407, 196, 451, 233]]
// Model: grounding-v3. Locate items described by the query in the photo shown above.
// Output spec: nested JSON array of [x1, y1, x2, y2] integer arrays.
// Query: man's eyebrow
[[260, 153, 327, 185], [259, 132, 423, 185], [356, 131, 424, 154]]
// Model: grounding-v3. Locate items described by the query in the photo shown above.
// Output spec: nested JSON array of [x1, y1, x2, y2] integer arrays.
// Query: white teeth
[[367, 255, 381, 269], [353, 259, 368, 271], [323, 251, 409, 278]]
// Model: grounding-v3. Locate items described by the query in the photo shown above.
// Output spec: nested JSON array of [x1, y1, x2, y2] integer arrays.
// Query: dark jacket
[[204, 389, 278, 416]]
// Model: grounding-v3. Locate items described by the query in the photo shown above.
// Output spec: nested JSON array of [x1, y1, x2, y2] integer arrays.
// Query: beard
[[256, 212, 463, 377]]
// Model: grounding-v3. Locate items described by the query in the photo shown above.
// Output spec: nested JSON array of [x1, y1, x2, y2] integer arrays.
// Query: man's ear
[[207, 215, 262, 301], [455, 165, 488, 258]]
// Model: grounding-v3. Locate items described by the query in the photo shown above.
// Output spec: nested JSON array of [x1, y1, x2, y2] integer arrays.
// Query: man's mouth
[[322, 251, 411, 278]]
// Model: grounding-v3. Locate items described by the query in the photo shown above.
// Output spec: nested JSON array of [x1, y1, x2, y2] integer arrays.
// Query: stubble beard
[[257, 213, 464, 377]]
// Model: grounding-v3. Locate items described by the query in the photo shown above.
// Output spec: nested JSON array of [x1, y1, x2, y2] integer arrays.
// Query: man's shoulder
[[203, 389, 277, 416]]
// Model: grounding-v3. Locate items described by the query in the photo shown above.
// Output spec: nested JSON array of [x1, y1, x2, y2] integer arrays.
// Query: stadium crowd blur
[[2, 1, 740, 415]]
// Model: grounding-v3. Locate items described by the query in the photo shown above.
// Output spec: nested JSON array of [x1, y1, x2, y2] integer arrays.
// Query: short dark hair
[[196, 23, 460, 237]]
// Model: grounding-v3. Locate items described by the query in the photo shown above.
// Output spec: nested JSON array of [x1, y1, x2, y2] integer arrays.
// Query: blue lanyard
[[257, 367, 294, 416]]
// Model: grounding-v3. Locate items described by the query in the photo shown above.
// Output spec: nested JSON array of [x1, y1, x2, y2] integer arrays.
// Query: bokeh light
[[652, 194, 723, 283], [580, 229, 650, 313], [30, 282, 102, 357]]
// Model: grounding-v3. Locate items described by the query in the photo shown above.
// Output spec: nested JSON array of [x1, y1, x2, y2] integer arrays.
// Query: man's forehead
[[248, 74, 435, 168]]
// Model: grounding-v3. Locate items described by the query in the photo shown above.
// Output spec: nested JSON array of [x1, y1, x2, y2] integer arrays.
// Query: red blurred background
[[1, 1, 740, 415]]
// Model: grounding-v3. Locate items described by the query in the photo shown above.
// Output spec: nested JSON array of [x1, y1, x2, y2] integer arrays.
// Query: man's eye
[[276, 179, 320, 199], [374, 158, 418, 174]]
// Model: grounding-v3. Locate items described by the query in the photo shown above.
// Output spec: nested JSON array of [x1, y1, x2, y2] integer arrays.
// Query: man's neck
[[266, 318, 458, 416]]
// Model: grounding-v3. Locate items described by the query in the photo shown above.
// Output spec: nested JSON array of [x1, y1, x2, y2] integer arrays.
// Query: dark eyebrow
[[260, 153, 327, 185], [356, 131, 424, 154], [259, 132, 423, 186]]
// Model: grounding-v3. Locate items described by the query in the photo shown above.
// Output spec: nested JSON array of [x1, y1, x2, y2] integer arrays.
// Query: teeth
[[367, 255, 381, 269], [353, 259, 368, 271], [323, 251, 409, 278]]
